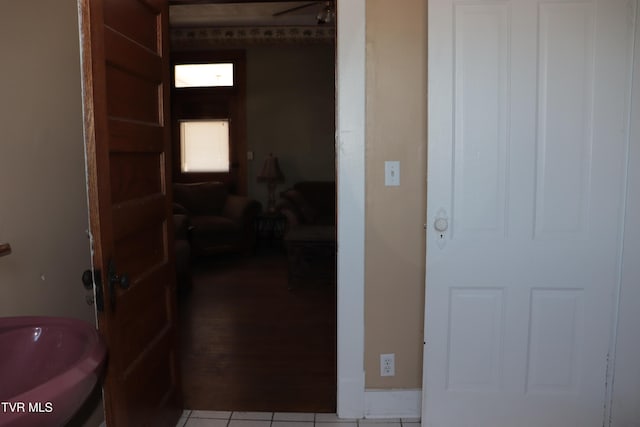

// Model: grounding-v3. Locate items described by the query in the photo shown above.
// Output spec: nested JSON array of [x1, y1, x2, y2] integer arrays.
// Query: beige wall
[[364, 0, 428, 389], [0, 0, 103, 425]]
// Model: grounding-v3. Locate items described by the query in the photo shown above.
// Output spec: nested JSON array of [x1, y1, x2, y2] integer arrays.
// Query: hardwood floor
[[178, 248, 336, 412]]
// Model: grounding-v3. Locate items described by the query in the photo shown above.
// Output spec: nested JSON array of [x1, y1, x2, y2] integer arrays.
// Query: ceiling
[[169, 1, 331, 27]]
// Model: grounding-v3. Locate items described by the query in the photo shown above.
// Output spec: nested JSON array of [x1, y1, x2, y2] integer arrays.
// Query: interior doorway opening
[[168, 1, 338, 412]]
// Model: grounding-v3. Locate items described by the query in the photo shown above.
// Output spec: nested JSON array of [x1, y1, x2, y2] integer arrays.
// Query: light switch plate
[[385, 161, 400, 186]]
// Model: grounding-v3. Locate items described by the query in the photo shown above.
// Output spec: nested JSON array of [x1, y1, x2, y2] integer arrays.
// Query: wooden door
[[423, 0, 635, 426], [79, 0, 182, 425]]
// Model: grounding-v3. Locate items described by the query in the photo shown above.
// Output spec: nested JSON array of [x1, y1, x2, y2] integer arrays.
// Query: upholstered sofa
[[276, 181, 336, 228], [173, 182, 262, 256]]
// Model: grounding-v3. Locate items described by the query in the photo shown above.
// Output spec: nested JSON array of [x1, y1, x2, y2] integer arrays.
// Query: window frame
[[179, 118, 231, 173], [174, 62, 235, 88], [170, 50, 247, 193]]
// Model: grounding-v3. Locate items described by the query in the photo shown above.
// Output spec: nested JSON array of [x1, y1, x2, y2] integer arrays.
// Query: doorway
[[168, 3, 338, 412]]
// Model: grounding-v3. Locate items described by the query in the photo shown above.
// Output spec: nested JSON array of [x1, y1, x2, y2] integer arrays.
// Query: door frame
[[82, 0, 367, 418], [335, 0, 366, 418], [609, 1, 640, 424]]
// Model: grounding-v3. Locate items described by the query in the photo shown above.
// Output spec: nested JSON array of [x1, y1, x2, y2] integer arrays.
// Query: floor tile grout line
[[180, 411, 419, 426]]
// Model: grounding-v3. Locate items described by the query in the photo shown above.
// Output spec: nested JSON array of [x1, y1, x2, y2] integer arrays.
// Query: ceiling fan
[[273, 1, 335, 24]]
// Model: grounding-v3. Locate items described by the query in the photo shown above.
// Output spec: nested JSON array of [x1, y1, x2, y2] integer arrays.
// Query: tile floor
[[176, 411, 421, 427]]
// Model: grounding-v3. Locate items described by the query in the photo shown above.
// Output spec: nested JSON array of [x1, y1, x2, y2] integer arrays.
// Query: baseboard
[[364, 389, 422, 419]]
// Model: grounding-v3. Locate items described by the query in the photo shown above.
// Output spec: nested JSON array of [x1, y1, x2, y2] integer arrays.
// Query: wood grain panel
[[110, 152, 162, 203], [118, 263, 173, 317], [112, 193, 166, 241], [104, 0, 161, 53], [118, 285, 169, 368], [105, 27, 162, 82], [106, 65, 159, 123], [122, 334, 175, 426], [113, 222, 166, 279], [109, 119, 164, 153]]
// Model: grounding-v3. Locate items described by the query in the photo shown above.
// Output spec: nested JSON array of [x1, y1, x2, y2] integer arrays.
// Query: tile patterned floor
[[176, 411, 421, 427]]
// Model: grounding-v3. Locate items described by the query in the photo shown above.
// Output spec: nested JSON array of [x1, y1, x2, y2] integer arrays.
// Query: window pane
[[180, 120, 230, 173], [174, 63, 234, 88]]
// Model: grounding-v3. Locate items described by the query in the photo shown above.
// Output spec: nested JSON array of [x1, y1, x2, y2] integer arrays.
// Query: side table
[[255, 212, 287, 247]]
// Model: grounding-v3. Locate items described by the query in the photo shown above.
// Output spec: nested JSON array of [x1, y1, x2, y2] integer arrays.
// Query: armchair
[[173, 182, 262, 256], [276, 181, 336, 228]]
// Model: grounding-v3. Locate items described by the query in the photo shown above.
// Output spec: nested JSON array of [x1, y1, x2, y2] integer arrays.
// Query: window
[[174, 63, 234, 88], [180, 120, 230, 173], [171, 51, 246, 189]]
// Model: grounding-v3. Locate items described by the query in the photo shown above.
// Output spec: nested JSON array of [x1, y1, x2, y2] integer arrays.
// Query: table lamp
[[257, 153, 285, 213]]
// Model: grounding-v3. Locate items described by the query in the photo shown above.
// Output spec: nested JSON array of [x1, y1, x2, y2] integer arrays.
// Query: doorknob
[[81, 269, 104, 312], [434, 208, 449, 233], [434, 217, 449, 232], [107, 260, 130, 311], [433, 209, 449, 249]]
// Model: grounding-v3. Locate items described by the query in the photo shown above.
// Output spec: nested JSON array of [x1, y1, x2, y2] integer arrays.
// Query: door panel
[[423, 1, 635, 426], [453, 4, 509, 240], [79, 0, 182, 425], [535, 3, 594, 239], [104, 0, 160, 51]]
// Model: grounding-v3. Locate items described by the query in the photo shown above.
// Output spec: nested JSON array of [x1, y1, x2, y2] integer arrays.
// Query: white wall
[[0, 0, 102, 425], [0, 0, 93, 319]]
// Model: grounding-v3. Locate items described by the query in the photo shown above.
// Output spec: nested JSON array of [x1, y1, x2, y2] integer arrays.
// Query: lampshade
[[257, 154, 285, 182]]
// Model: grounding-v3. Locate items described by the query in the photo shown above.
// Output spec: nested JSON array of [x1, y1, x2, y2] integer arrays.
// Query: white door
[[423, 1, 636, 426]]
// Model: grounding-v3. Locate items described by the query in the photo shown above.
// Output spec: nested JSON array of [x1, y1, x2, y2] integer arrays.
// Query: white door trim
[[336, 0, 366, 418], [609, 1, 640, 424], [364, 389, 422, 419]]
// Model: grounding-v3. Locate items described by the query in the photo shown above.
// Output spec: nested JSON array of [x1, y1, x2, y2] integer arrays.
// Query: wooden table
[[284, 226, 336, 289], [254, 212, 287, 248]]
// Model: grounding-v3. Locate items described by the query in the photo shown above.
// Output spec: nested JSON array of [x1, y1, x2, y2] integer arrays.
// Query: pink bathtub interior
[[0, 316, 106, 427]]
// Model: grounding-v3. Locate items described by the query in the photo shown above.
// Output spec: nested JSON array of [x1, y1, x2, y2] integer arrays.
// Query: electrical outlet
[[380, 353, 395, 377]]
